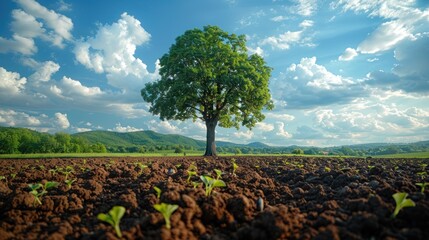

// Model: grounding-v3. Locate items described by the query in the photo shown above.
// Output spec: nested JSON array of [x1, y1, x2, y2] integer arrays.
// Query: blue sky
[[1, 0, 428, 147]]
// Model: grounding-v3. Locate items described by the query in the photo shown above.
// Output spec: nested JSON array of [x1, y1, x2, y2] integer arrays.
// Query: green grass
[[374, 151, 429, 159], [0, 151, 205, 159]]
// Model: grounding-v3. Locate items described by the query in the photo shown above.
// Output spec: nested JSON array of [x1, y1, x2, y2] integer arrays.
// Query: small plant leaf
[[153, 203, 178, 229], [392, 192, 415, 218], [97, 206, 125, 238], [212, 179, 226, 188], [45, 181, 59, 190]]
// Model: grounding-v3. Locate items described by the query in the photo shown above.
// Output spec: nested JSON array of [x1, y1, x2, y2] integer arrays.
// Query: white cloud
[[16, 0, 73, 47], [0, 34, 36, 55], [255, 122, 275, 131], [107, 103, 149, 119], [148, 120, 181, 134], [265, 112, 295, 121], [55, 112, 70, 129], [357, 20, 414, 54], [367, 58, 379, 62], [339, 47, 358, 61], [261, 30, 303, 50], [57, 0, 72, 12], [271, 16, 287, 22], [234, 130, 254, 140], [292, 0, 317, 16], [0, 67, 27, 95], [0, 109, 41, 127], [60, 76, 103, 96], [74, 12, 155, 91], [299, 20, 314, 28], [0, 0, 73, 54], [109, 123, 143, 132], [22, 58, 60, 82], [276, 122, 293, 138], [247, 46, 264, 56], [366, 34, 429, 93], [271, 57, 364, 109]]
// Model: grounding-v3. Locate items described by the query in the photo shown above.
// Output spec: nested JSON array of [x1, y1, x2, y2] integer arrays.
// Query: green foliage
[[416, 182, 429, 193], [232, 161, 238, 176], [391, 192, 415, 218], [154, 186, 162, 199], [141, 25, 273, 155], [97, 206, 126, 238], [214, 169, 223, 180], [153, 203, 179, 229], [186, 170, 197, 183], [200, 175, 226, 196], [64, 179, 76, 190], [292, 148, 304, 155], [28, 181, 59, 206]]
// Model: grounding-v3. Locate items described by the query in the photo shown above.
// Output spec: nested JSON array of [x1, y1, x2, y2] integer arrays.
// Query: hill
[[73, 130, 206, 149]]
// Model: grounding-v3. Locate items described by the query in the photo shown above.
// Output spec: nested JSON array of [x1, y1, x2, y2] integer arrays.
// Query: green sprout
[[368, 165, 375, 170], [61, 166, 74, 180], [0, 176, 6, 182], [154, 186, 162, 199], [153, 203, 178, 229], [200, 175, 226, 196], [64, 179, 77, 190], [232, 161, 238, 176], [97, 206, 126, 238], [186, 170, 197, 183], [10, 173, 17, 179], [28, 181, 59, 206], [324, 166, 331, 172], [417, 171, 427, 180], [420, 163, 428, 171], [134, 162, 148, 175], [391, 192, 415, 218], [214, 169, 223, 180], [416, 182, 429, 193], [191, 181, 200, 189]]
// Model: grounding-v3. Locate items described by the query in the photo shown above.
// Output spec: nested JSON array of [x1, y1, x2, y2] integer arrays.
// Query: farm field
[[0, 156, 428, 239]]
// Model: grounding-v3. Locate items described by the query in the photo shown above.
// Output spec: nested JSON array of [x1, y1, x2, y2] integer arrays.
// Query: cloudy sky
[[1, 0, 428, 147]]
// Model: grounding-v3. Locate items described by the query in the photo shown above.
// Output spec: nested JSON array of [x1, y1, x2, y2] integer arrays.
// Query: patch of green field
[[0, 151, 205, 159], [374, 151, 429, 159]]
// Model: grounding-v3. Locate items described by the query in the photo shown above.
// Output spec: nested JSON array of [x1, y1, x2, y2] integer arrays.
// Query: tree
[[292, 148, 304, 155], [141, 26, 273, 156]]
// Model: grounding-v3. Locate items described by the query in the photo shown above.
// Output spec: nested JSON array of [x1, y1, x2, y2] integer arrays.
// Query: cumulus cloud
[[0, 109, 41, 127], [22, 58, 60, 82], [74, 12, 156, 91], [271, 57, 364, 109], [276, 122, 293, 138], [299, 20, 314, 28], [148, 120, 181, 134], [247, 46, 264, 56], [234, 130, 254, 140], [0, 0, 73, 55], [0, 67, 27, 95], [366, 34, 429, 93], [55, 112, 70, 129], [338, 47, 358, 61], [109, 123, 143, 132], [255, 122, 275, 131], [59, 76, 103, 96]]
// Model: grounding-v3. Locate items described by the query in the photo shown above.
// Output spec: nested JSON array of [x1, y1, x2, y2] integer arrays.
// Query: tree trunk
[[204, 119, 218, 156]]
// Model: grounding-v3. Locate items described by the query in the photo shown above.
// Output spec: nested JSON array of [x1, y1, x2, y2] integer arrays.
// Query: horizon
[[1, 0, 428, 147]]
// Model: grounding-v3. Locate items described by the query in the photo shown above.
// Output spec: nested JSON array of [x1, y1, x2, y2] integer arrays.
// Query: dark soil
[[0, 156, 428, 239]]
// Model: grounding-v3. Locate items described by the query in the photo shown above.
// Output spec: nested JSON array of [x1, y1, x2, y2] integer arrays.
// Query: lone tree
[[141, 26, 273, 156]]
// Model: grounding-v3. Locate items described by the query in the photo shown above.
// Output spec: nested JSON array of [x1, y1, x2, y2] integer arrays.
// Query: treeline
[[1, 126, 428, 155], [0, 127, 107, 154]]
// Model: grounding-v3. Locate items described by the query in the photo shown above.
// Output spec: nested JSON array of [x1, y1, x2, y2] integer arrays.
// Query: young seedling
[[191, 181, 200, 189], [420, 163, 428, 171], [153, 203, 178, 229], [28, 181, 59, 206], [64, 179, 77, 190], [200, 175, 226, 196], [62, 166, 74, 180], [97, 206, 126, 238], [417, 171, 427, 180], [186, 170, 198, 183], [324, 166, 331, 172], [154, 186, 162, 199], [391, 192, 415, 218], [10, 173, 17, 180], [214, 169, 223, 180], [134, 162, 148, 175], [0, 176, 6, 182], [416, 182, 429, 193], [232, 162, 238, 176]]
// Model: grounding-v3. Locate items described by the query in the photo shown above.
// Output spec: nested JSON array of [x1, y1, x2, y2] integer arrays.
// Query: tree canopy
[[141, 25, 273, 156]]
